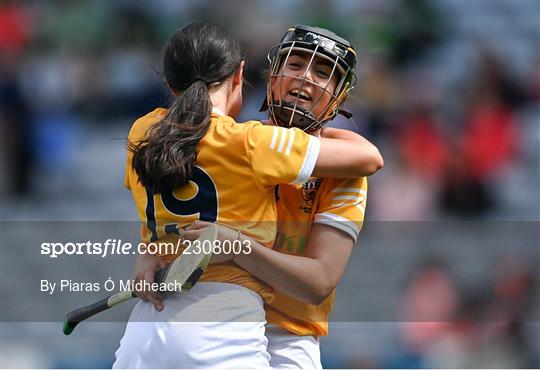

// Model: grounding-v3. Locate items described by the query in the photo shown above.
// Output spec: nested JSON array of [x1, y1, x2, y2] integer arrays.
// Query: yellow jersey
[[125, 108, 320, 298], [266, 176, 368, 336]]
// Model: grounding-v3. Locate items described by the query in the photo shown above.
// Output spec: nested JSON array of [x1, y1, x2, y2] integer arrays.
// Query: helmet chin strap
[[272, 100, 320, 131], [260, 99, 353, 132]]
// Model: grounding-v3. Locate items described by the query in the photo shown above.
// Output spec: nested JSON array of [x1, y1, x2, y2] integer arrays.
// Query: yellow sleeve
[[245, 123, 320, 189], [313, 177, 368, 242], [124, 129, 139, 191], [124, 155, 131, 190]]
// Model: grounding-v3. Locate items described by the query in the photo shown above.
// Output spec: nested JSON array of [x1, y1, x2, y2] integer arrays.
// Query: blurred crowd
[[1, 0, 538, 368], [387, 256, 537, 368]]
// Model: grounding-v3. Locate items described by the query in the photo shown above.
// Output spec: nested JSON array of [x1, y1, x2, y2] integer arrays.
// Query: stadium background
[[1, 0, 539, 368]]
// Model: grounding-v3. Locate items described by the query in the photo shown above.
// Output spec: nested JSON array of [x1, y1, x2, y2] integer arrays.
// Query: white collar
[[211, 107, 225, 116]]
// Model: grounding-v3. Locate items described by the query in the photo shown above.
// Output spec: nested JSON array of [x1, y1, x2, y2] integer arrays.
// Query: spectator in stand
[[397, 104, 449, 183], [0, 0, 34, 196]]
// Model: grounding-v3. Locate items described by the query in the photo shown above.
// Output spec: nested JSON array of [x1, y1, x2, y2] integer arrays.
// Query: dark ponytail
[[129, 22, 244, 193]]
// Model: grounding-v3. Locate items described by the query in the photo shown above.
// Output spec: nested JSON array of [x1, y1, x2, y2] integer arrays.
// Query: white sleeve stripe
[[315, 212, 362, 231], [291, 136, 320, 185], [285, 128, 296, 156], [314, 212, 360, 241], [331, 199, 366, 208], [277, 127, 287, 153], [332, 188, 367, 195], [270, 126, 279, 150], [332, 195, 366, 201], [356, 204, 366, 213]]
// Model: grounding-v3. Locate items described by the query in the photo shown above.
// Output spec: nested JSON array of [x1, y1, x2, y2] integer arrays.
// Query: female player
[[114, 23, 382, 368], [156, 25, 376, 369]]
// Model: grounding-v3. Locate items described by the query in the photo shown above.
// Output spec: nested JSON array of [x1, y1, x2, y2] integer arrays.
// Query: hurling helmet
[[262, 25, 357, 132]]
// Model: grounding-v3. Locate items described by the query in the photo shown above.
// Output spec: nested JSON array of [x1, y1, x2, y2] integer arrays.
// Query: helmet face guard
[[264, 25, 357, 132]]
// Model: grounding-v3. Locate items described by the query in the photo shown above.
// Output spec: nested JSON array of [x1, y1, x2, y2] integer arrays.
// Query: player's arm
[[182, 221, 353, 305], [314, 128, 383, 178], [247, 124, 382, 188], [234, 223, 353, 304]]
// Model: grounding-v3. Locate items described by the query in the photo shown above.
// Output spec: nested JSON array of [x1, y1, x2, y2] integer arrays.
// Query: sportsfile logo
[[40, 238, 252, 258], [40, 238, 185, 258]]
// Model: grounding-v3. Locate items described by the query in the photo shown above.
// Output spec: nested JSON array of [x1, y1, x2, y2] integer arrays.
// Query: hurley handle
[[63, 265, 169, 335], [63, 296, 112, 335]]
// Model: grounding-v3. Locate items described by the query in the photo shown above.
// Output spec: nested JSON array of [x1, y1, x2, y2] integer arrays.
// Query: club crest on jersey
[[301, 177, 321, 209]]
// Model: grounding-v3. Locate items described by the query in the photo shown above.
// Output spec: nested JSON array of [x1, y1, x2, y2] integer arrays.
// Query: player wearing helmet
[[120, 24, 382, 368], [264, 25, 358, 133], [181, 25, 379, 369]]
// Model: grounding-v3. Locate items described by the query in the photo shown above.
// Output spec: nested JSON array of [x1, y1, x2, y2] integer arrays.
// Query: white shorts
[[113, 282, 271, 369], [266, 324, 322, 369]]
